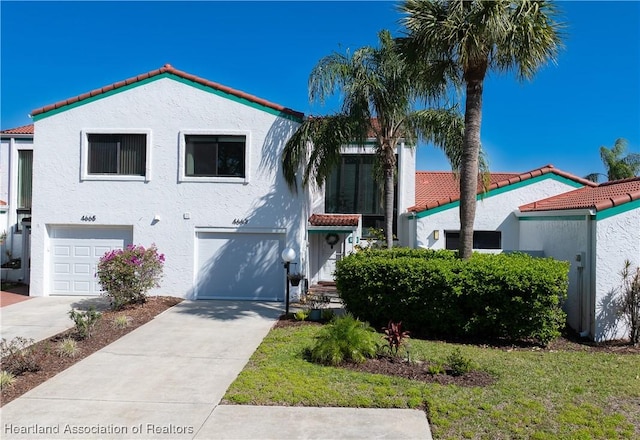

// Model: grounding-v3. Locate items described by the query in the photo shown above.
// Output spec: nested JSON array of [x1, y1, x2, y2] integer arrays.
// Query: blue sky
[[1, 1, 638, 179]]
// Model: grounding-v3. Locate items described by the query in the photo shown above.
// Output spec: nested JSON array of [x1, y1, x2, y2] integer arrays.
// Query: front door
[[318, 233, 344, 281]]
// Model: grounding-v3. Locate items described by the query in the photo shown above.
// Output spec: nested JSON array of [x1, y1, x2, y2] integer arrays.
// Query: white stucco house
[[518, 177, 640, 342], [405, 165, 639, 342], [22, 64, 416, 300], [0, 124, 34, 283], [405, 165, 596, 251]]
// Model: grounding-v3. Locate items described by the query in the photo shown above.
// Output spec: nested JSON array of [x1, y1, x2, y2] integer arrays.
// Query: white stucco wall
[[397, 142, 416, 246], [414, 176, 584, 251], [30, 77, 303, 297], [518, 215, 591, 334], [593, 207, 640, 341]]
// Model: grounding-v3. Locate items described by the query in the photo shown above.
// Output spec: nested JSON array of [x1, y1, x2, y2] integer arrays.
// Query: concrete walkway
[[0, 299, 432, 440]]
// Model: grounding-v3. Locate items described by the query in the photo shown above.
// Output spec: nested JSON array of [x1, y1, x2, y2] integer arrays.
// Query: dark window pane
[[445, 231, 501, 250], [325, 154, 396, 234], [185, 135, 245, 177], [217, 141, 245, 177], [445, 232, 460, 250]]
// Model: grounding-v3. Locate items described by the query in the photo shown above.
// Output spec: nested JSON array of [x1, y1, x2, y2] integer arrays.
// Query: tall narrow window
[[325, 154, 397, 235], [88, 134, 146, 175], [15, 150, 33, 232]]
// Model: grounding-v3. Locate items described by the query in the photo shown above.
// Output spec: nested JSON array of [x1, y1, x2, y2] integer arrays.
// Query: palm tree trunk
[[459, 74, 484, 259], [384, 163, 395, 249]]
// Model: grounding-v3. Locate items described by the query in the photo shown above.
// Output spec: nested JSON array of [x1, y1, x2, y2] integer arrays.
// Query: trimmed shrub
[[309, 314, 379, 365], [335, 250, 569, 345]]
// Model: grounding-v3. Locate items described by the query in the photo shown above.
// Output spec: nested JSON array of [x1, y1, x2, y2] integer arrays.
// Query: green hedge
[[334, 250, 569, 344]]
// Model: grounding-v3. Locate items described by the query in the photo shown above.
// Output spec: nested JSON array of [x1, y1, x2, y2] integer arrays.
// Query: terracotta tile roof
[[30, 64, 304, 120], [309, 214, 360, 227], [410, 164, 596, 213], [519, 177, 640, 212], [1, 124, 34, 135]]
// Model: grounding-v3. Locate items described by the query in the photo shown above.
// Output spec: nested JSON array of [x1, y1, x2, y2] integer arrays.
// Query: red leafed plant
[[382, 321, 410, 355]]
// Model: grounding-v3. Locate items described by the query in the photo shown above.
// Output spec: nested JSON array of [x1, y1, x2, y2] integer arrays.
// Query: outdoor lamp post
[[281, 247, 296, 316]]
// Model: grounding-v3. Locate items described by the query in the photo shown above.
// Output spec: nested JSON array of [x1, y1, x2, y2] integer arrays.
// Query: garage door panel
[[54, 245, 71, 257], [49, 227, 132, 296], [196, 232, 284, 300], [54, 263, 71, 274], [74, 246, 91, 257]]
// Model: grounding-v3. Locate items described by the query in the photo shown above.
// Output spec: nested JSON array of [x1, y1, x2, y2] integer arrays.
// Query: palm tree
[[585, 138, 640, 183], [282, 29, 465, 249], [400, 0, 563, 259]]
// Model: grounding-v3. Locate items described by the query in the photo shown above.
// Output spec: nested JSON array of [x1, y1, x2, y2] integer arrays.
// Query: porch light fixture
[[433, 230, 440, 240], [281, 247, 296, 316]]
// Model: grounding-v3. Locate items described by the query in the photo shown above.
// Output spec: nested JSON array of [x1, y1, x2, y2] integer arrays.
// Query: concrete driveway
[[0, 299, 432, 439]]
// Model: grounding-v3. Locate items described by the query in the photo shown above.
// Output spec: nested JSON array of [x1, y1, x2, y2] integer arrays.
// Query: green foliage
[[310, 314, 380, 365], [294, 310, 309, 321], [112, 315, 132, 329], [0, 370, 16, 389], [68, 307, 101, 339], [0, 337, 39, 374], [426, 362, 445, 375], [56, 337, 79, 358], [446, 348, 474, 376], [321, 309, 335, 321], [335, 250, 569, 344], [96, 244, 165, 309]]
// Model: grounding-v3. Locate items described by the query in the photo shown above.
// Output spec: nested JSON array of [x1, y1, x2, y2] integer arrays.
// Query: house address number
[[81, 215, 97, 222]]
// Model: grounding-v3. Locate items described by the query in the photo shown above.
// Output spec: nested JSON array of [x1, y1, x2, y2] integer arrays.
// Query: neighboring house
[[406, 165, 596, 251], [29, 64, 305, 300], [0, 124, 34, 283], [518, 177, 640, 342]]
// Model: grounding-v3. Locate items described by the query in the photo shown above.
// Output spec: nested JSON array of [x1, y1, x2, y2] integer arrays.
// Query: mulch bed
[[274, 316, 638, 388], [1, 296, 182, 407]]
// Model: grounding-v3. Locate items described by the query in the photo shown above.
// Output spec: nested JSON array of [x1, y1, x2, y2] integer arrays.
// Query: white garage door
[[195, 230, 285, 300], [50, 226, 133, 296]]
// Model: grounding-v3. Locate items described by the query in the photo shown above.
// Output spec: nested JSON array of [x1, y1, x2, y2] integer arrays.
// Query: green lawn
[[223, 324, 640, 440]]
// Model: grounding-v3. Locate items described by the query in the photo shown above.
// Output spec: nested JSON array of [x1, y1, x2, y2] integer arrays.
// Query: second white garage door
[[50, 226, 133, 296], [195, 230, 285, 300]]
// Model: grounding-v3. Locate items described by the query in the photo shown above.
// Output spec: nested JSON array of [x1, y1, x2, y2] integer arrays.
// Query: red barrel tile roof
[[0, 124, 34, 135], [30, 64, 304, 119], [519, 177, 640, 212], [410, 164, 596, 213], [309, 214, 360, 227]]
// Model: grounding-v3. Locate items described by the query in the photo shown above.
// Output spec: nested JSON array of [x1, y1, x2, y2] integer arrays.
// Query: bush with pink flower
[[96, 244, 165, 309]]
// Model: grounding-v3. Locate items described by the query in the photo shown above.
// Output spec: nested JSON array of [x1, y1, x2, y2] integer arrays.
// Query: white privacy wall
[[30, 77, 303, 297], [415, 176, 582, 250], [593, 207, 640, 341], [518, 216, 590, 335]]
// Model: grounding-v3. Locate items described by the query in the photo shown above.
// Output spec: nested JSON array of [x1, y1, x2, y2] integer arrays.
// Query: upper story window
[[179, 131, 249, 183], [82, 130, 151, 181], [325, 154, 397, 236], [445, 230, 502, 250], [88, 134, 146, 175]]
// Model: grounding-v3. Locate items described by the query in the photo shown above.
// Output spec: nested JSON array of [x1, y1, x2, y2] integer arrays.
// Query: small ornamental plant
[[96, 244, 165, 309]]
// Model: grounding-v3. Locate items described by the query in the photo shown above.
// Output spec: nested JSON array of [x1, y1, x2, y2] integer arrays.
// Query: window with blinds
[[87, 134, 146, 175]]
